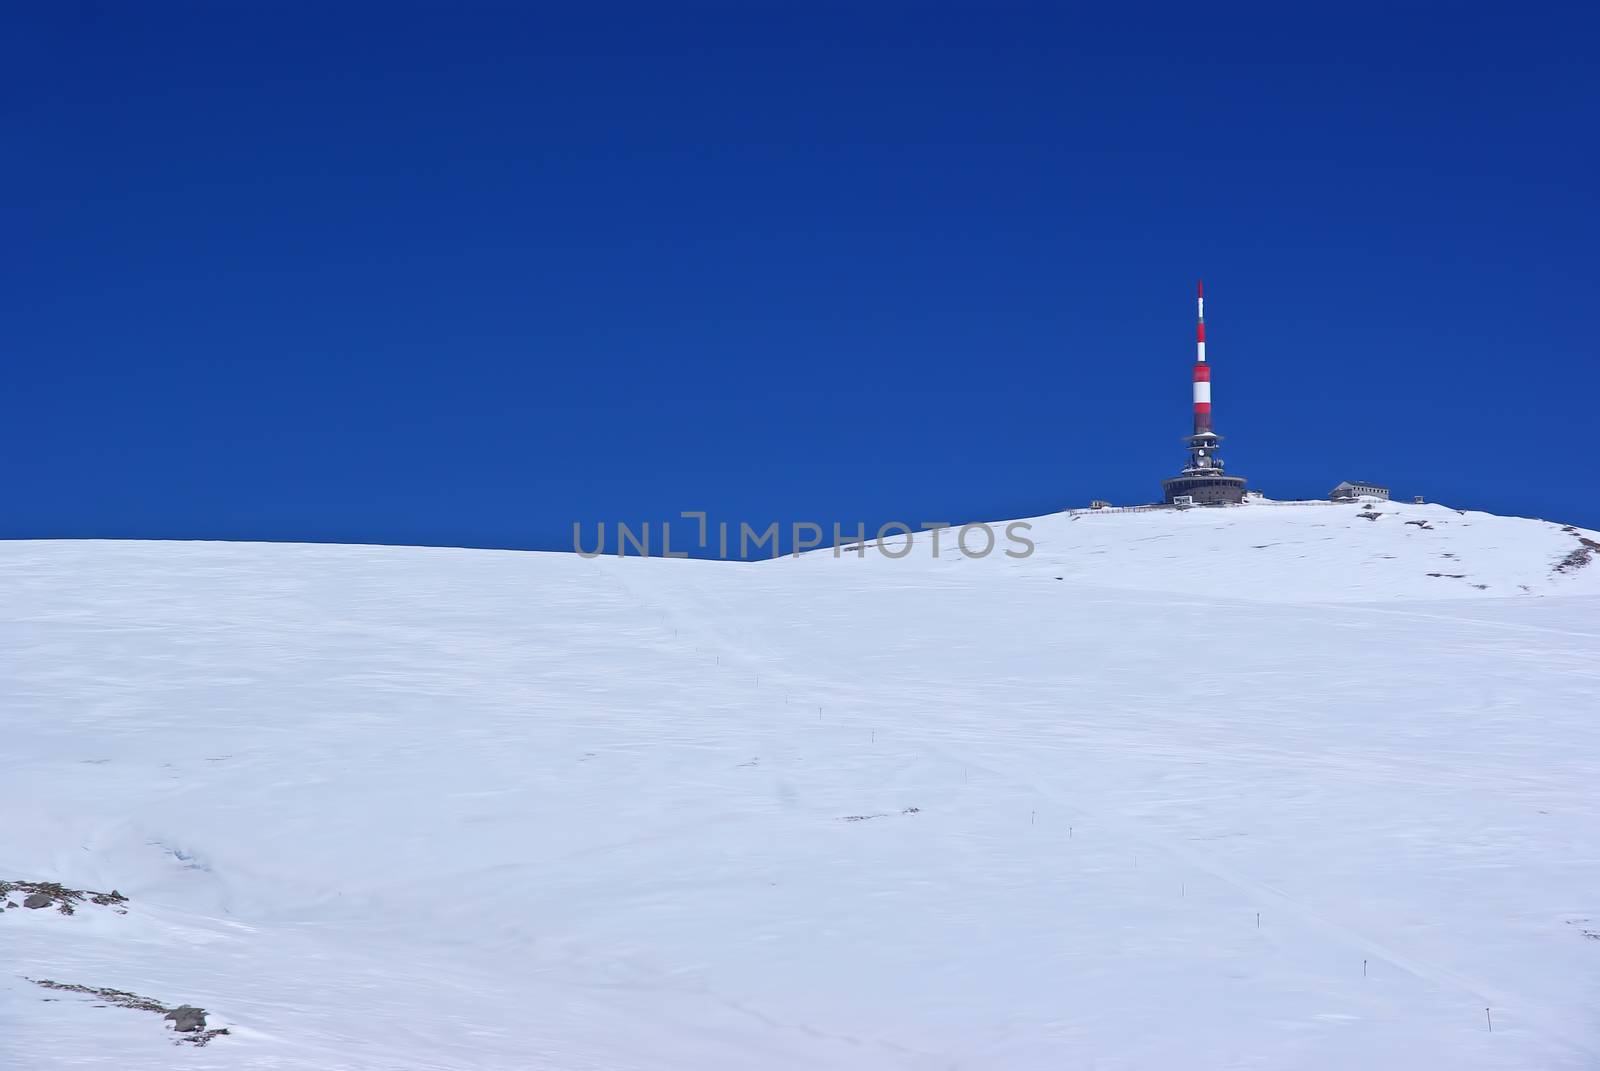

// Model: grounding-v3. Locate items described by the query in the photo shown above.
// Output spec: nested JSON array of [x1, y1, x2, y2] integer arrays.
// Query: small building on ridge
[[1329, 481, 1390, 502]]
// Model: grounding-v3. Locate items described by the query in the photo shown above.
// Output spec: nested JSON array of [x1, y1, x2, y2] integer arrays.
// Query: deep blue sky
[[7, 4, 1597, 552]]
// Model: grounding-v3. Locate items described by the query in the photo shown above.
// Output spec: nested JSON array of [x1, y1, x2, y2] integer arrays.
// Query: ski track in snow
[[3, 499, 1600, 1069]]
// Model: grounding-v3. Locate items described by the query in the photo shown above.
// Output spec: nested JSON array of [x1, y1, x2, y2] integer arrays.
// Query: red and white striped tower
[[1161, 280, 1247, 505], [1193, 280, 1211, 435]]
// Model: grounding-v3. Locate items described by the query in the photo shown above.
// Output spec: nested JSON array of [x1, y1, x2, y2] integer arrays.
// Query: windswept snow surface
[[3, 500, 1600, 1069]]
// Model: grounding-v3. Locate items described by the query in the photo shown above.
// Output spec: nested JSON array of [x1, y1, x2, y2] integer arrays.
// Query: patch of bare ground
[[29, 979, 229, 1046], [840, 807, 921, 822], [0, 880, 128, 916], [1554, 536, 1600, 575]]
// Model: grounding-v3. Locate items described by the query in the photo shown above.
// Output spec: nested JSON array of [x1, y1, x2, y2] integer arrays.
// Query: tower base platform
[[1161, 472, 1247, 506]]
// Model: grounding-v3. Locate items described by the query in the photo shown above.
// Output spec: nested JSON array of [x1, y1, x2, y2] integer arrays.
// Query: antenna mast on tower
[[1161, 281, 1247, 506]]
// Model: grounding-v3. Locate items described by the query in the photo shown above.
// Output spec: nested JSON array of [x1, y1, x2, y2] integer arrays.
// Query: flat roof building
[[1330, 481, 1390, 501]]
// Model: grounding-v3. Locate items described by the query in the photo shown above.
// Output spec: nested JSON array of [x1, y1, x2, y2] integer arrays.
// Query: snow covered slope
[[3, 501, 1599, 1069]]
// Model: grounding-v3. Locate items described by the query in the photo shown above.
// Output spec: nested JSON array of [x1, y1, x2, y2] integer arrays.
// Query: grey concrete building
[[1329, 481, 1390, 502]]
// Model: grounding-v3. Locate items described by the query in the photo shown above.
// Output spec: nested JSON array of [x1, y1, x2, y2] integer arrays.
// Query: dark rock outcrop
[[164, 1005, 208, 1032]]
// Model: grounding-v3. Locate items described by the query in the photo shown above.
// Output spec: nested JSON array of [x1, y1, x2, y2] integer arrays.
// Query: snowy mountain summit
[[3, 500, 1599, 1070]]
